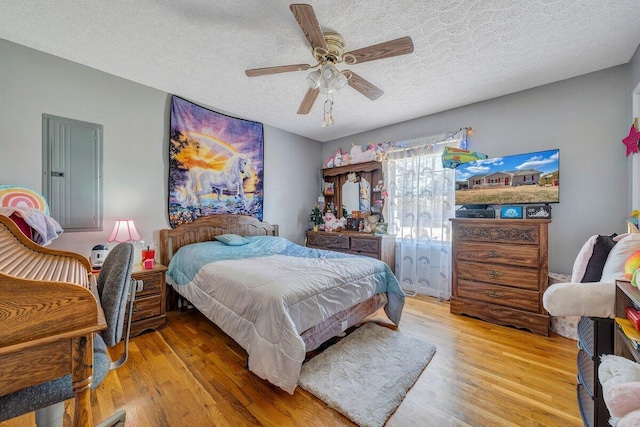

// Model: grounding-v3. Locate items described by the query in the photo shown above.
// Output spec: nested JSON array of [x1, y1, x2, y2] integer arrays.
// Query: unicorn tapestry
[[168, 96, 264, 227]]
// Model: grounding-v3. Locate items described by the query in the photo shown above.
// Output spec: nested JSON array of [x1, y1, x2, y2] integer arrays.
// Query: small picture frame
[[323, 182, 334, 196], [374, 223, 388, 235], [500, 205, 523, 219], [525, 205, 552, 219]]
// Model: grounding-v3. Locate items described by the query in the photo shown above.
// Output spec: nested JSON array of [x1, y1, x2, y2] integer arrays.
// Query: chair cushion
[[542, 280, 615, 318], [0, 334, 111, 422], [97, 242, 134, 346]]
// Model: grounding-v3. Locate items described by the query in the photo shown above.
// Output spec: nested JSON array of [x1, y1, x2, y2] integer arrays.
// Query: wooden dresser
[[450, 218, 551, 335], [305, 230, 395, 272]]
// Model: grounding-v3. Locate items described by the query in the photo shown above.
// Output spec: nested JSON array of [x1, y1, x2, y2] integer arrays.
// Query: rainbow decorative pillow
[[0, 185, 49, 215], [625, 250, 640, 279]]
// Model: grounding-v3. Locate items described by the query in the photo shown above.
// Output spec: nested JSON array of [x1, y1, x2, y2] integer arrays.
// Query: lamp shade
[[107, 219, 141, 243]]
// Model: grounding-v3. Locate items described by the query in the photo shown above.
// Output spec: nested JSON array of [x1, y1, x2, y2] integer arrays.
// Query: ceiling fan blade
[[345, 36, 414, 64], [345, 71, 384, 101], [245, 64, 311, 77], [297, 87, 319, 114], [290, 4, 328, 52]]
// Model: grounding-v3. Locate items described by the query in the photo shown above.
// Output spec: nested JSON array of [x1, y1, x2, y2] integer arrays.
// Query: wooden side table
[[129, 263, 168, 337]]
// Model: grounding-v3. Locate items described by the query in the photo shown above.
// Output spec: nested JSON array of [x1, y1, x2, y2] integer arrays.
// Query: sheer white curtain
[[385, 133, 464, 300]]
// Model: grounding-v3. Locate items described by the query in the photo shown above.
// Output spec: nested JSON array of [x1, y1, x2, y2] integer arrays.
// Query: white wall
[[0, 38, 321, 258], [323, 66, 630, 274]]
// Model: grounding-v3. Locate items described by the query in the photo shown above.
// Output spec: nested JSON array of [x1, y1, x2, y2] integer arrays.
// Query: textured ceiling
[[2, 1, 640, 142]]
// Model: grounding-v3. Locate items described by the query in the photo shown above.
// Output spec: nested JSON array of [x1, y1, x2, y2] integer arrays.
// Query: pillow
[[602, 234, 640, 282], [571, 235, 598, 283], [214, 234, 249, 246], [581, 234, 618, 283]]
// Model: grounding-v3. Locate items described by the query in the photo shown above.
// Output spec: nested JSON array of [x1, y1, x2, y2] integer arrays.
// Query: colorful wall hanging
[[168, 96, 264, 227]]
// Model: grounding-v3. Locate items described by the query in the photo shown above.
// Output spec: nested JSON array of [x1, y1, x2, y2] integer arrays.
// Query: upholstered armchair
[[544, 233, 640, 323]]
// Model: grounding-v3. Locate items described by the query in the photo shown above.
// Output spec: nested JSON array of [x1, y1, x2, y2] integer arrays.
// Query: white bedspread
[[167, 238, 404, 393]]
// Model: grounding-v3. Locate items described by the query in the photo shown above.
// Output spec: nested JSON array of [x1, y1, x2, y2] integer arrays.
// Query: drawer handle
[[487, 291, 503, 298], [487, 270, 502, 278], [486, 250, 500, 258]]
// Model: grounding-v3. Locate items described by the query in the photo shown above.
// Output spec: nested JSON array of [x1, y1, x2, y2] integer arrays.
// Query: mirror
[[342, 181, 360, 215], [359, 177, 371, 213]]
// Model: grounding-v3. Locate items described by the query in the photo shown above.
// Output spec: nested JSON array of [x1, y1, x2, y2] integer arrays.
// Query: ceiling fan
[[245, 4, 414, 124]]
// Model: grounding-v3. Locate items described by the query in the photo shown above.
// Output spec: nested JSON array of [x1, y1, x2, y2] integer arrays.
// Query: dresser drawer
[[134, 273, 162, 297], [456, 279, 540, 311], [456, 242, 539, 268], [456, 222, 540, 245], [306, 233, 350, 250], [129, 295, 161, 322], [456, 260, 539, 290], [350, 237, 380, 254]]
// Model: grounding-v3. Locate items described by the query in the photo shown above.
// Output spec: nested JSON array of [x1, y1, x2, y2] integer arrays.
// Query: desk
[[0, 214, 107, 426], [0, 277, 106, 426]]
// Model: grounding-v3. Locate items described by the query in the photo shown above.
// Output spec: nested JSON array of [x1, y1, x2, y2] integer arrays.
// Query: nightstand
[[129, 263, 168, 337]]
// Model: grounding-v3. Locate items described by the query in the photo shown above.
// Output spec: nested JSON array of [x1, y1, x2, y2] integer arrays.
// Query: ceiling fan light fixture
[[321, 64, 337, 80], [334, 72, 348, 91], [306, 70, 321, 89]]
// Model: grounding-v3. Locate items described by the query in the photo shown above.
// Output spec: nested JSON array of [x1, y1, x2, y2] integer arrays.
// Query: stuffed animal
[[334, 150, 347, 167], [373, 180, 384, 192], [325, 148, 343, 168], [322, 212, 347, 232], [363, 215, 379, 233], [349, 144, 376, 164]]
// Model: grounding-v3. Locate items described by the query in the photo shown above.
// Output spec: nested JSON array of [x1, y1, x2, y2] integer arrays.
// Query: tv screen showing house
[[455, 148, 559, 206]]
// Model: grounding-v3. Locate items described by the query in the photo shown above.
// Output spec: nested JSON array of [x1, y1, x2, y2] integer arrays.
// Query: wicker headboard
[[159, 214, 279, 266]]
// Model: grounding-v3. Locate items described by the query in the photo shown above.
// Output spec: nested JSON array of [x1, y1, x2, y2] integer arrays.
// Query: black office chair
[[0, 242, 136, 427]]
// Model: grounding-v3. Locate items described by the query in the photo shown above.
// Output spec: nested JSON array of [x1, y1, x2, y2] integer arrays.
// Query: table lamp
[[107, 219, 142, 243]]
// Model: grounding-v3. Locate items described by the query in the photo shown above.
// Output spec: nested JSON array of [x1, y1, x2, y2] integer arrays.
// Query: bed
[[159, 214, 405, 394]]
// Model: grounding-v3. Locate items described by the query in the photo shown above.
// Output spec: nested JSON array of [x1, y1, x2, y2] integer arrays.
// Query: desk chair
[[0, 242, 136, 427]]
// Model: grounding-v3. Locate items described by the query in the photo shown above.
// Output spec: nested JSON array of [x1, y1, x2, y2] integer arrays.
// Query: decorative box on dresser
[[450, 218, 551, 336], [305, 230, 395, 273], [128, 263, 168, 337]]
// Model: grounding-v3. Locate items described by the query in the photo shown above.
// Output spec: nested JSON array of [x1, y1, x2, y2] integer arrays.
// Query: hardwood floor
[[2, 296, 582, 427]]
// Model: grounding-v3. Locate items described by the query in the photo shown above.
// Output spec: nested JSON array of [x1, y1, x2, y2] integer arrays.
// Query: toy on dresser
[[322, 212, 346, 232]]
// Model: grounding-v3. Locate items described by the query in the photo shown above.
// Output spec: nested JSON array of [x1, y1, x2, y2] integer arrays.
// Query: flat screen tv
[[455, 148, 559, 206]]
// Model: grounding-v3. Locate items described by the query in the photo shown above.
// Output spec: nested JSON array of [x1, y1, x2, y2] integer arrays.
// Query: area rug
[[298, 322, 436, 427]]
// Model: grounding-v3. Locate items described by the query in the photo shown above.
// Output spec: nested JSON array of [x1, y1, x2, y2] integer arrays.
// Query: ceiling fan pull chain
[[322, 98, 334, 127]]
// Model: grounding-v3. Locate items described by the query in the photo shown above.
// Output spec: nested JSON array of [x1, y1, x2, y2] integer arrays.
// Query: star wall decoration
[[623, 124, 640, 157]]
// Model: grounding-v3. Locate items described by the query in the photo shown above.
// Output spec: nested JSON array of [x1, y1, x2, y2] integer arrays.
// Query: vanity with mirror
[[306, 160, 395, 272], [321, 160, 384, 220]]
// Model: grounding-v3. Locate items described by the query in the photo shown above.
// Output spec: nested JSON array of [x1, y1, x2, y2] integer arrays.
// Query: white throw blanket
[[0, 207, 63, 246]]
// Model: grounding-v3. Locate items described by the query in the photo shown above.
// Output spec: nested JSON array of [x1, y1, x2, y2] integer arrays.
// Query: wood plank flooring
[[2, 296, 582, 427]]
